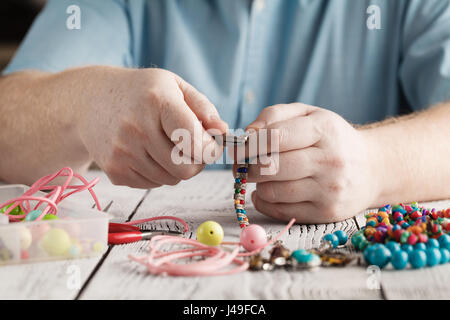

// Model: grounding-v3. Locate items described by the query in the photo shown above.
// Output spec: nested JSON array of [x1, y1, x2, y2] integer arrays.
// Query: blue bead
[[438, 234, 450, 249], [414, 243, 427, 251], [410, 250, 427, 269], [426, 248, 441, 267], [363, 245, 376, 265], [235, 178, 240, 183], [369, 245, 391, 268], [292, 249, 310, 263], [391, 250, 409, 270], [238, 217, 243, 221], [24, 210, 43, 222], [426, 238, 440, 249], [322, 233, 339, 248], [385, 241, 401, 253], [440, 248, 449, 264], [333, 230, 348, 245], [401, 244, 414, 254]]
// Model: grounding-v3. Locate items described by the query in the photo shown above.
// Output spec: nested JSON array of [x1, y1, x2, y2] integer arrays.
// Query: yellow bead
[[41, 228, 71, 256], [196, 221, 224, 246], [93, 241, 105, 253], [235, 200, 240, 205], [378, 212, 389, 219]]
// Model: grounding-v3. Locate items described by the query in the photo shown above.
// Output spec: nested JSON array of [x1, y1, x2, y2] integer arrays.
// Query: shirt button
[[254, 0, 266, 12], [245, 89, 255, 105]]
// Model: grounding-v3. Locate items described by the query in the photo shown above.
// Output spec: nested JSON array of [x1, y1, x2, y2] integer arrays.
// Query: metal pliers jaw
[[213, 132, 250, 146]]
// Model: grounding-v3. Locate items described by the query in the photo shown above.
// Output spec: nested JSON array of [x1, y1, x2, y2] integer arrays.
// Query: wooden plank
[[0, 170, 147, 300], [80, 171, 381, 299]]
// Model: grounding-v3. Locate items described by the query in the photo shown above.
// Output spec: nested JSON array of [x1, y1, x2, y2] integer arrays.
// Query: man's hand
[[77, 67, 227, 188], [235, 103, 378, 223]]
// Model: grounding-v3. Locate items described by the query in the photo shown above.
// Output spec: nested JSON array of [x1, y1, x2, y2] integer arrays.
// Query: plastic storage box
[[0, 184, 109, 265]]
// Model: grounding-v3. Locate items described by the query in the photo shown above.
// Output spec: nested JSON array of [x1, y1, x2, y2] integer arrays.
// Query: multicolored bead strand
[[234, 159, 249, 228]]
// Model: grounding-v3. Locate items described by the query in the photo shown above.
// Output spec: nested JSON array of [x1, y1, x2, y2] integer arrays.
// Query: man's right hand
[[75, 66, 228, 188]]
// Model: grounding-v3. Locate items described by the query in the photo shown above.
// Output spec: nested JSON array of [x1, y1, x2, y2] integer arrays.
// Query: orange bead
[[378, 212, 389, 219]]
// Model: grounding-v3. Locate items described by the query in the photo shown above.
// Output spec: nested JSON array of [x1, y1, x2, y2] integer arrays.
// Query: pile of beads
[[249, 230, 356, 271], [249, 242, 322, 271], [234, 160, 249, 228], [351, 203, 450, 269]]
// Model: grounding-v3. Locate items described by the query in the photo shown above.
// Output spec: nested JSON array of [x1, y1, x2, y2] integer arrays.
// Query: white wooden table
[[1, 170, 449, 300]]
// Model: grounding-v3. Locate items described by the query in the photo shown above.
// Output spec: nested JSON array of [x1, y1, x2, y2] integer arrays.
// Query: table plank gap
[[74, 187, 151, 300]]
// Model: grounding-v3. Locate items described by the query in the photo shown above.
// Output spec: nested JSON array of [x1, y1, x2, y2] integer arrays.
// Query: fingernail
[[209, 114, 220, 121], [247, 120, 266, 130]]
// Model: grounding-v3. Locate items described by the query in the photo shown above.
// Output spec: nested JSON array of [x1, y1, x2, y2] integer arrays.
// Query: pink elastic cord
[[129, 218, 296, 276], [0, 167, 102, 222]]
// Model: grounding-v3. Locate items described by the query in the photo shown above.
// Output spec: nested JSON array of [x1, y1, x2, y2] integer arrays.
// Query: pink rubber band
[[0, 167, 102, 222]]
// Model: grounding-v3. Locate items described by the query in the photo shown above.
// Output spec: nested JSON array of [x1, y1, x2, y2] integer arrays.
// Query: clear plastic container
[[0, 185, 109, 265]]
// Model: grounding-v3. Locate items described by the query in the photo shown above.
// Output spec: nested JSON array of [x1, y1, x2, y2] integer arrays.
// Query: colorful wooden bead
[[414, 243, 426, 251], [391, 250, 409, 270], [196, 221, 224, 246], [439, 248, 449, 264], [41, 228, 71, 256], [409, 250, 427, 269], [426, 238, 440, 249], [333, 230, 348, 245], [425, 248, 441, 267], [385, 241, 401, 253], [322, 233, 339, 248], [43, 214, 59, 221], [369, 245, 391, 268], [240, 224, 267, 252]]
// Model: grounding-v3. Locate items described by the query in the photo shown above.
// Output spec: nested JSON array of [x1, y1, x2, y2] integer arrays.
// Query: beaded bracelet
[[234, 160, 249, 228]]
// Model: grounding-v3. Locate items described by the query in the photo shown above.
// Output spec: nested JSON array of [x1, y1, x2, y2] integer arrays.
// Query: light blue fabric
[[4, 0, 450, 129]]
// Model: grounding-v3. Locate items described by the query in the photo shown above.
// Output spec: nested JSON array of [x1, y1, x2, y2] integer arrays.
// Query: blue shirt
[[4, 0, 450, 128]]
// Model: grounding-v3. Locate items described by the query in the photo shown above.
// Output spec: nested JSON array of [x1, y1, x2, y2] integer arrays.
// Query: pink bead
[[407, 233, 417, 245], [418, 233, 428, 243], [240, 224, 267, 252]]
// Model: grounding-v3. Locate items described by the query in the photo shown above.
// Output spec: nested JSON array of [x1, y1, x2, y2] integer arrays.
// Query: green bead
[[358, 238, 369, 251], [43, 214, 59, 221], [400, 231, 410, 244], [1, 204, 23, 215], [196, 221, 224, 246]]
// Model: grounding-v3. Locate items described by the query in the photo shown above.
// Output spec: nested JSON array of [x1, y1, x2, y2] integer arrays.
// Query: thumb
[[175, 75, 228, 133]]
